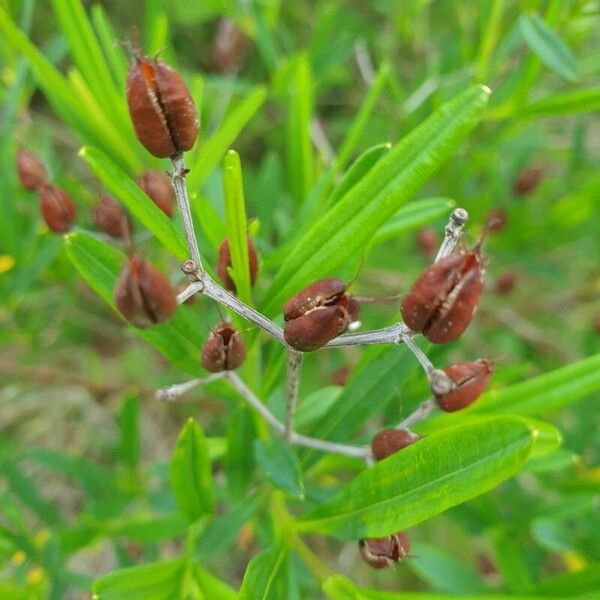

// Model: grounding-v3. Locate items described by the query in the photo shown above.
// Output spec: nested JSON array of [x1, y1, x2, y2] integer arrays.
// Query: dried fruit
[[512, 166, 543, 197], [494, 272, 516, 296], [435, 359, 493, 412], [401, 245, 485, 344], [201, 322, 246, 372], [359, 531, 410, 569], [416, 227, 438, 256], [485, 208, 507, 234], [38, 184, 77, 233], [92, 195, 132, 239], [283, 278, 359, 351], [137, 170, 176, 217], [371, 429, 420, 461], [114, 255, 177, 328], [212, 18, 251, 74], [216, 237, 259, 292], [16, 148, 48, 190], [126, 55, 199, 158]]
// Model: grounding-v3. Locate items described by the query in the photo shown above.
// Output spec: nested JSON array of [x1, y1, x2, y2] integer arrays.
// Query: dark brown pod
[[91, 195, 132, 239], [331, 365, 352, 387], [137, 170, 176, 217], [216, 237, 259, 292], [16, 148, 48, 190], [283, 278, 357, 351], [113, 255, 177, 328], [494, 272, 516, 296], [485, 208, 507, 234], [201, 323, 246, 372], [401, 247, 485, 344], [512, 166, 543, 197], [359, 532, 410, 569], [126, 56, 199, 158], [371, 429, 420, 461], [435, 359, 493, 412], [212, 18, 251, 74], [38, 184, 77, 233], [416, 227, 438, 256]]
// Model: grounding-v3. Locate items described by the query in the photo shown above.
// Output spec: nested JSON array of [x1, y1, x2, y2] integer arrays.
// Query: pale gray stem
[[289, 432, 370, 459], [171, 153, 203, 270], [399, 332, 434, 373], [435, 207, 469, 262], [285, 350, 303, 440], [398, 397, 436, 429], [354, 40, 376, 85], [156, 373, 225, 401]]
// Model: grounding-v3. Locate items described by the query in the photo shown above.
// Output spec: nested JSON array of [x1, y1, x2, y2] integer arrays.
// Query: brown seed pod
[[38, 184, 77, 233], [359, 531, 410, 569], [416, 227, 438, 256], [401, 246, 485, 344], [212, 18, 251, 74], [113, 255, 177, 328], [16, 148, 48, 190], [512, 166, 543, 197], [371, 429, 420, 461], [91, 195, 132, 239], [126, 55, 199, 158], [283, 278, 358, 351], [216, 237, 259, 292], [435, 359, 493, 412], [331, 365, 352, 387], [201, 322, 246, 372], [137, 170, 176, 217], [485, 208, 507, 234], [494, 272, 516, 296]]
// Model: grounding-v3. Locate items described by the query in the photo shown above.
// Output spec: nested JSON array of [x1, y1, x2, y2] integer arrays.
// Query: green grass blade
[[90, 4, 129, 87], [239, 545, 289, 600], [516, 87, 600, 118]]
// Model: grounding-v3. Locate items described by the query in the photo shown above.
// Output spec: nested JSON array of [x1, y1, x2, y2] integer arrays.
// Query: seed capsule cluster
[[201, 322, 247, 372]]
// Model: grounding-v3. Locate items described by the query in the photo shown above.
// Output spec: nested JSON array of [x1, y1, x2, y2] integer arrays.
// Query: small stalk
[[285, 350, 303, 440]]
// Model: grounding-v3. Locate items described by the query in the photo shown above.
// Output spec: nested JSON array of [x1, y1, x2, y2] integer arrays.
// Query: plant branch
[[156, 373, 225, 401], [285, 350, 303, 440], [398, 397, 436, 429]]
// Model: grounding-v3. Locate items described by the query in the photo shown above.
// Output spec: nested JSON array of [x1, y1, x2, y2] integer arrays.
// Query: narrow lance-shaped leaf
[[254, 438, 305, 499], [298, 417, 536, 540], [262, 84, 490, 315], [239, 545, 289, 600]]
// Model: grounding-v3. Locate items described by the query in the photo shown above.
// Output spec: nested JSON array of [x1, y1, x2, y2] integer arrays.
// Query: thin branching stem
[[285, 350, 303, 440]]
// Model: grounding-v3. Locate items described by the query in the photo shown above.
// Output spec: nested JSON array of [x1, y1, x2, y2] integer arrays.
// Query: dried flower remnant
[[435, 359, 493, 412], [201, 323, 246, 372], [38, 184, 77, 233], [92, 196, 132, 239], [512, 166, 543, 197], [359, 531, 410, 569], [126, 55, 199, 158], [114, 255, 177, 328], [138, 170, 176, 217], [216, 237, 259, 293], [283, 278, 360, 351], [371, 429, 420, 461], [16, 148, 48, 190]]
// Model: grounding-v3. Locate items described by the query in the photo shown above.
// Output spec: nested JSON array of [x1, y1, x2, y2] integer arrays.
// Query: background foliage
[[0, 0, 599, 598]]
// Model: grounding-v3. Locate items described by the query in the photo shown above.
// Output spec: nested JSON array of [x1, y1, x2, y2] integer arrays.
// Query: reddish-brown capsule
[[16, 148, 48, 190], [512, 166, 543, 197], [212, 18, 251, 74], [216, 237, 259, 293], [494, 272, 516, 296], [485, 208, 507, 234], [371, 429, 420, 461], [435, 359, 493, 412], [401, 246, 485, 344], [331, 365, 352, 387], [359, 532, 410, 569], [92, 195, 132, 239], [201, 323, 246, 372], [38, 184, 77, 233], [283, 278, 359, 351], [416, 227, 438, 256], [137, 170, 176, 217], [113, 255, 177, 328], [126, 55, 199, 158]]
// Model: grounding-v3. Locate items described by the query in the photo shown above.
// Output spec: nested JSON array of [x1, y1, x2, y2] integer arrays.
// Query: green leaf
[[193, 564, 237, 600], [254, 438, 304, 499], [519, 13, 578, 82], [517, 87, 600, 118], [79, 147, 189, 260], [295, 386, 342, 429], [262, 85, 490, 315], [224, 405, 257, 498], [170, 418, 214, 521], [92, 558, 185, 599], [373, 197, 455, 245], [116, 394, 140, 471], [90, 5, 128, 87], [223, 149, 253, 304], [239, 545, 289, 600], [490, 526, 534, 593], [108, 513, 188, 543], [533, 563, 600, 597], [298, 417, 535, 539], [65, 232, 201, 374], [187, 86, 267, 191]]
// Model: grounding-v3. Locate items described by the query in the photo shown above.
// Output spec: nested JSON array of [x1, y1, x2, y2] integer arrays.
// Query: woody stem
[[285, 350, 303, 440]]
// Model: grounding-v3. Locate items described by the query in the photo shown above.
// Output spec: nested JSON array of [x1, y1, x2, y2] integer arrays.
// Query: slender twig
[[156, 373, 225, 401], [397, 397, 436, 429], [285, 350, 303, 440], [354, 40, 376, 85]]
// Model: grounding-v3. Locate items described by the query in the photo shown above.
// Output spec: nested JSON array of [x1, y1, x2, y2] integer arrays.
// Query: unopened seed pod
[[283, 278, 359, 351], [401, 246, 485, 344], [371, 429, 420, 461], [513, 166, 543, 197], [201, 323, 246, 372], [485, 208, 507, 234], [16, 148, 48, 190], [359, 531, 410, 569], [494, 272, 516, 296], [38, 184, 77, 233], [92, 195, 132, 239], [126, 55, 199, 158], [216, 237, 259, 292], [114, 255, 177, 328], [435, 359, 493, 412], [416, 227, 438, 256], [137, 170, 176, 217]]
